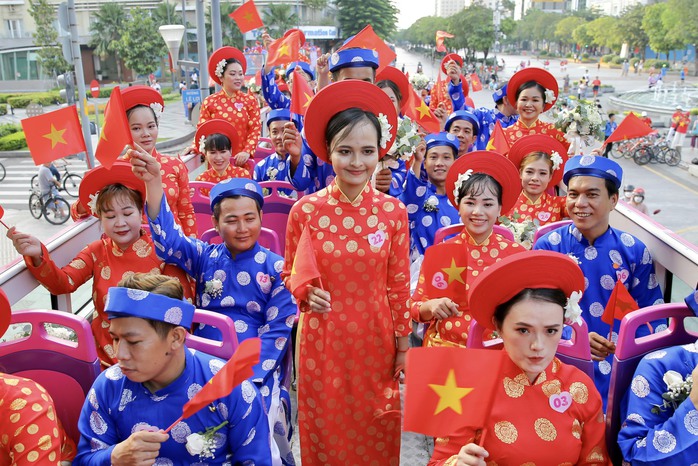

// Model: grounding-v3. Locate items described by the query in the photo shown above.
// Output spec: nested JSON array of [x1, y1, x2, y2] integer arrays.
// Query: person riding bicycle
[[37, 162, 66, 216], [630, 187, 649, 215]]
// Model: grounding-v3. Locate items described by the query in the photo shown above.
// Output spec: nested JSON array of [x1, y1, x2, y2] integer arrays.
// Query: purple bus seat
[[201, 227, 281, 255], [259, 181, 298, 254], [0, 309, 100, 445], [606, 302, 698, 465], [467, 319, 594, 379], [254, 138, 275, 163], [434, 223, 515, 244], [186, 309, 239, 359], [532, 219, 573, 245], [189, 181, 215, 238]]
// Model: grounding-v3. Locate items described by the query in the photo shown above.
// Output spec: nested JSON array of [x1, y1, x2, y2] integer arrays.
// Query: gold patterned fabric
[[428, 354, 609, 465], [283, 181, 411, 465], [506, 192, 568, 226], [502, 120, 570, 152], [0, 373, 75, 465], [197, 90, 261, 156]]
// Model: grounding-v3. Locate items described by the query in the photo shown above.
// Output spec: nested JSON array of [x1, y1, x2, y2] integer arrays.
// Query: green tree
[[262, 4, 300, 38], [642, 3, 683, 60], [28, 0, 69, 76], [513, 10, 562, 50], [616, 4, 649, 59], [304, 0, 328, 9], [152, 2, 182, 27], [555, 16, 587, 52], [208, 3, 244, 50], [403, 16, 449, 47], [89, 3, 126, 81], [449, 5, 496, 61], [335, 0, 398, 39], [113, 8, 167, 77], [586, 16, 621, 52], [572, 23, 593, 52], [664, 0, 698, 74]]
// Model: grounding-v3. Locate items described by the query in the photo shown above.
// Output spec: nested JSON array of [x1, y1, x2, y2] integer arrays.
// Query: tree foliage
[[89, 3, 126, 80], [335, 0, 398, 39], [113, 8, 167, 77], [555, 16, 586, 48], [401, 16, 449, 46], [152, 2, 182, 27], [262, 4, 300, 38], [28, 0, 70, 76], [615, 4, 648, 58], [585, 17, 620, 51], [448, 5, 496, 60], [304, 0, 328, 9], [642, 3, 683, 59]]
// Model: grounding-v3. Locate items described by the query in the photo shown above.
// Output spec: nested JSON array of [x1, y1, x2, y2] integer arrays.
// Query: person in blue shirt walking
[[602, 113, 618, 158]]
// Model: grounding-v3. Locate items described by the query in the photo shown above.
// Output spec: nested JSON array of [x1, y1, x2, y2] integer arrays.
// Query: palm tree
[[89, 3, 126, 81], [262, 4, 299, 38], [152, 2, 181, 27]]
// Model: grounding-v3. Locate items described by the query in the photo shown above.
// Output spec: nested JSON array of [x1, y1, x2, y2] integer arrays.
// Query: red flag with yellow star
[[420, 241, 469, 307], [435, 30, 454, 53], [338, 24, 396, 73], [266, 30, 301, 68], [290, 69, 313, 117], [486, 120, 510, 155], [228, 0, 263, 34], [404, 88, 440, 134], [287, 226, 322, 302], [604, 112, 656, 145], [601, 279, 639, 326], [95, 86, 133, 169], [404, 346, 505, 437], [21, 106, 86, 165]]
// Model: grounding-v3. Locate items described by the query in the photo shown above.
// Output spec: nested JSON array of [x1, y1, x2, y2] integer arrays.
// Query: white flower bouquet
[[651, 370, 694, 414], [186, 420, 228, 459], [410, 73, 430, 90], [498, 213, 539, 250], [393, 117, 421, 162], [554, 100, 605, 144]]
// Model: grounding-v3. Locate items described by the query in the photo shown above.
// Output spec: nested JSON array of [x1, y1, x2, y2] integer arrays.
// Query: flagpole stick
[[0, 220, 9, 229], [164, 416, 183, 433], [477, 427, 488, 448]]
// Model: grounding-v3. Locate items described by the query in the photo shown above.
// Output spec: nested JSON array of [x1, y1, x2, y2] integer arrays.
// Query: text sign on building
[[298, 26, 338, 40]]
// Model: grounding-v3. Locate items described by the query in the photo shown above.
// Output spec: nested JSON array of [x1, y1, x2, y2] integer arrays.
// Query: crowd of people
[[3, 28, 697, 466]]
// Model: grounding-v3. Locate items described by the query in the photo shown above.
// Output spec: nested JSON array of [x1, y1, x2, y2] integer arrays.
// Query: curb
[[0, 130, 196, 159]]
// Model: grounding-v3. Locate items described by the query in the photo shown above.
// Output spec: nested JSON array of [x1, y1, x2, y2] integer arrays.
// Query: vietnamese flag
[[487, 121, 510, 155], [404, 347, 505, 437], [95, 86, 133, 169], [0, 203, 8, 229], [469, 73, 483, 92], [21, 106, 86, 165], [266, 30, 301, 68], [435, 30, 454, 53], [228, 0, 263, 34], [604, 112, 656, 145], [420, 242, 469, 306], [339, 25, 396, 73], [165, 338, 261, 432], [287, 227, 322, 301], [601, 279, 639, 326], [290, 69, 313, 117], [404, 88, 440, 134]]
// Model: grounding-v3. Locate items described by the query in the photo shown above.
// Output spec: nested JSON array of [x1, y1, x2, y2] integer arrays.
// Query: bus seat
[[254, 138, 275, 163], [259, 181, 298, 254], [189, 181, 215, 238], [186, 309, 238, 359], [533, 219, 573, 245]]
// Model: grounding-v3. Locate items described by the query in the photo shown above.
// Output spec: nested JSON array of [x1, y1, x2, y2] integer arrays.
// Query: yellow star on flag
[[302, 92, 312, 109], [415, 100, 431, 119], [99, 115, 108, 143], [43, 124, 67, 149], [441, 258, 466, 284], [278, 43, 290, 57], [243, 12, 254, 22], [291, 260, 297, 275], [428, 369, 473, 415]]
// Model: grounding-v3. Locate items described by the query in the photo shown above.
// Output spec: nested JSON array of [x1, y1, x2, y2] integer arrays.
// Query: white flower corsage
[[198, 135, 207, 154], [550, 151, 563, 171], [544, 88, 557, 104], [185, 420, 228, 459], [149, 102, 163, 121], [423, 195, 439, 213], [214, 59, 227, 78], [87, 192, 99, 213], [564, 290, 583, 325], [651, 370, 693, 414], [452, 169, 473, 205], [266, 167, 278, 181], [204, 278, 223, 299], [377, 113, 393, 150]]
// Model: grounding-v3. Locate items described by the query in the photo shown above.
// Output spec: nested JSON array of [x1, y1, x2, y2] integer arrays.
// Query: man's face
[[336, 66, 375, 83], [566, 176, 617, 239], [213, 197, 262, 256], [448, 120, 475, 156]]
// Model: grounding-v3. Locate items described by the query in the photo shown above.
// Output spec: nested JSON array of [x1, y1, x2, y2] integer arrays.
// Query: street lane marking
[[676, 225, 698, 234], [641, 165, 698, 196]]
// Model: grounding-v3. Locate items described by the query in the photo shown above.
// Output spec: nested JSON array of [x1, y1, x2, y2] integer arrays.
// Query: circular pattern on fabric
[[569, 382, 589, 404], [237, 271, 251, 286], [626, 413, 646, 425], [684, 410, 698, 435], [534, 418, 557, 441], [653, 430, 677, 453], [598, 360, 612, 375], [90, 411, 108, 435], [126, 289, 149, 301], [631, 375, 650, 398], [494, 421, 518, 444], [164, 307, 182, 325]]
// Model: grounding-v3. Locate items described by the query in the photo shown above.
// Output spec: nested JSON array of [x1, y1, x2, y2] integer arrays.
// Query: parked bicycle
[[28, 188, 71, 225], [0, 161, 5, 182], [30, 159, 82, 197], [632, 135, 681, 166]]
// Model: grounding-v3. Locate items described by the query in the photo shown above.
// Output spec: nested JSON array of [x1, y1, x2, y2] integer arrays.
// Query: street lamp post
[[158, 25, 185, 91]]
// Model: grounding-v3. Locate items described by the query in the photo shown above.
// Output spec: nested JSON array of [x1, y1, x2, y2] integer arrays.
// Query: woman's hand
[[393, 350, 407, 381], [307, 286, 331, 313], [588, 331, 616, 361], [282, 122, 302, 160], [411, 135, 427, 178], [6, 227, 42, 265], [446, 61, 461, 83], [434, 103, 449, 130], [234, 151, 251, 167], [129, 144, 162, 183], [420, 298, 459, 321], [456, 443, 489, 466]]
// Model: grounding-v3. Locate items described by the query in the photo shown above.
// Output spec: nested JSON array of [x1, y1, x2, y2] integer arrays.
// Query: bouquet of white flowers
[[410, 73, 430, 90], [651, 370, 694, 414], [246, 78, 260, 94], [393, 117, 421, 162], [555, 100, 605, 146], [498, 213, 540, 250]]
